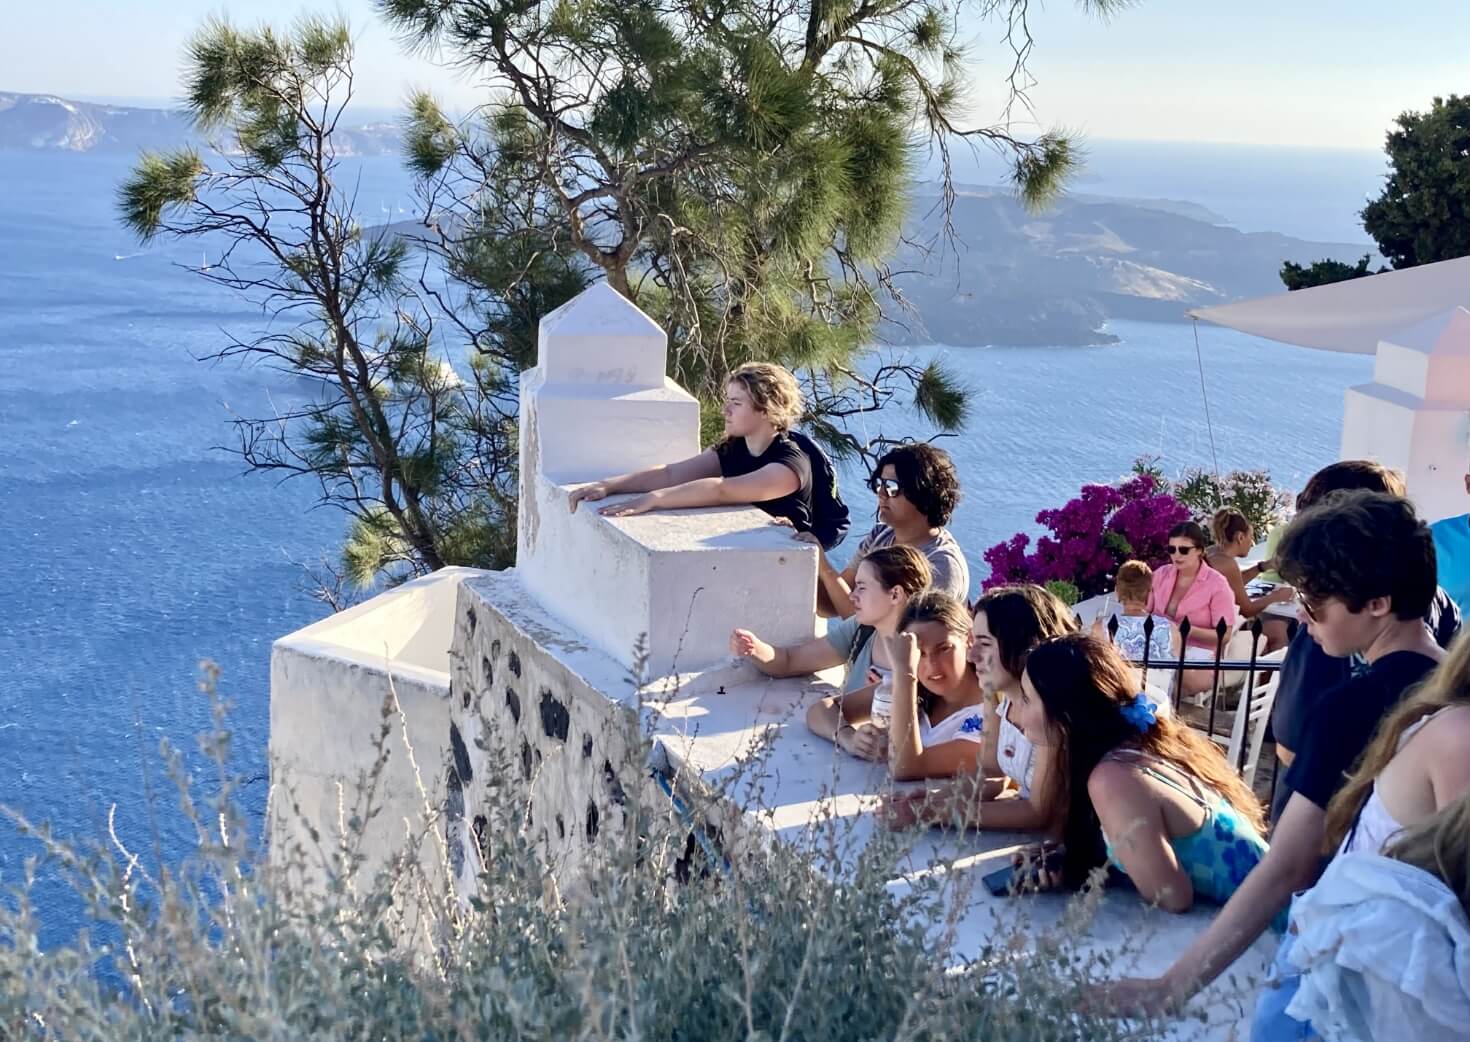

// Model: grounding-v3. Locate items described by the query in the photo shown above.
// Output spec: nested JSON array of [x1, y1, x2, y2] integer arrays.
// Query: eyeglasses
[[868, 476, 903, 498], [1165, 544, 1198, 556], [1298, 594, 1323, 622]]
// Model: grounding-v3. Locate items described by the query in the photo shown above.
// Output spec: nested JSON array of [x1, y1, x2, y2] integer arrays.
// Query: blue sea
[[0, 147, 1373, 941]]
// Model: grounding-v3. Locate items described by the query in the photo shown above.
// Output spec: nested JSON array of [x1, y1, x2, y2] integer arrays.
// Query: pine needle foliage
[[381, 0, 1109, 456], [116, 17, 520, 590]]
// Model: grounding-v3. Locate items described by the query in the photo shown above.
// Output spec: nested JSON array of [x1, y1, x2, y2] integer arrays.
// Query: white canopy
[[1188, 254, 1470, 353]]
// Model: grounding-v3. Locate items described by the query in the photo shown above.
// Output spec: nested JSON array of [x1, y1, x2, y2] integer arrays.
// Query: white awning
[[1187, 255, 1470, 353]]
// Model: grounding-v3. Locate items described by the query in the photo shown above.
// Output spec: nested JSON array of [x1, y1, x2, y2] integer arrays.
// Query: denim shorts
[[1250, 929, 1318, 1042]]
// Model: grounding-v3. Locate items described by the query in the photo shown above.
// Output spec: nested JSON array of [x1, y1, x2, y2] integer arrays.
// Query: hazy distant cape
[[3, 90, 1371, 346], [880, 184, 1371, 346], [0, 90, 399, 156]]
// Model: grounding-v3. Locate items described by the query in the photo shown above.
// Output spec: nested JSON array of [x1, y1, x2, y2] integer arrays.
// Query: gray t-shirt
[[825, 616, 875, 695], [855, 523, 971, 603]]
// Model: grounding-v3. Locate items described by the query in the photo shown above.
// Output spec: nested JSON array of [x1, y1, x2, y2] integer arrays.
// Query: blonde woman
[[568, 362, 815, 532]]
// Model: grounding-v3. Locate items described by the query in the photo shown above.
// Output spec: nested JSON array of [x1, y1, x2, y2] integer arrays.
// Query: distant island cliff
[[0, 90, 399, 156], [880, 184, 1372, 346], [2, 90, 1372, 347]]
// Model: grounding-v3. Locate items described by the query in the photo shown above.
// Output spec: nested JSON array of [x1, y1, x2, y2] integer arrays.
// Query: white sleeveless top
[[996, 696, 1037, 798], [1340, 709, 1449, 856]]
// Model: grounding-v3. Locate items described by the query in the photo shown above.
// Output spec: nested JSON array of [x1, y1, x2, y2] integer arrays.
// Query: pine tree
[[118, 17, 517, 587], [119, 4, 1119, 587], [382, 0, 1110, 453]]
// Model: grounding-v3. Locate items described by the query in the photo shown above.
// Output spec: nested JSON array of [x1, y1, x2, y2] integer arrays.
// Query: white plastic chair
[[1212, 647, 1288, 787]]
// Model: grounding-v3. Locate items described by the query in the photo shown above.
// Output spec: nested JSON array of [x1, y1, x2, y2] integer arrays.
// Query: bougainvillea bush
[[983, 474, 1192, 598]]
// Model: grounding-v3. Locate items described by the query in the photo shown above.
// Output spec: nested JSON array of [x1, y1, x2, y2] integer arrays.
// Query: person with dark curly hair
[[1090, 490, 1446, 1024], [814, 442, 969, 616], [1268, 460, 1460, 823]]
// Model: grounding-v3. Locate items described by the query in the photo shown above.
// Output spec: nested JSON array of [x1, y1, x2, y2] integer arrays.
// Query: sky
[[4, 0, 1468, 150]]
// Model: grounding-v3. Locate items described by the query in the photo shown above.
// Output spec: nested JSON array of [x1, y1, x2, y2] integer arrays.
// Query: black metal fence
[[1080, 613, 1286, 793]]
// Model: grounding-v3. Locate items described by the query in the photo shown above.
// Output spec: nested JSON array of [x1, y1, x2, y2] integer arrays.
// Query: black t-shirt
[[713, 433, 814, 532], [1272, 587, 1460, 755], [1281, 650, 1438, 812]]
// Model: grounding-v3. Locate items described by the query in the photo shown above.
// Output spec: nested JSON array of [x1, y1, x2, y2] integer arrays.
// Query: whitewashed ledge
[[446, 567, 1273, 1042], [269, 566, 471, 890], [270, 282, 1271, 1040]]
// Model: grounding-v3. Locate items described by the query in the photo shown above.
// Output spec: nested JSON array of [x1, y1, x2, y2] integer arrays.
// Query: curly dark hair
[[1278, 490, 1436, 620], [872, 442, 961, 527]]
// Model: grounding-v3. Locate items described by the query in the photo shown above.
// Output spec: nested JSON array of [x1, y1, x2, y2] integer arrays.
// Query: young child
[[1092, 559, 1175, 666]]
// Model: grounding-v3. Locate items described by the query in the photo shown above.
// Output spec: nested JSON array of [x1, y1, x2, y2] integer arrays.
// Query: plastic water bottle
[[868, 665, 892, 727]]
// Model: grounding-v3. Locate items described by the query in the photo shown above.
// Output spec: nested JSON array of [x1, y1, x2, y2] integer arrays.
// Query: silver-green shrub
[[1, 665, 1210, 1041]]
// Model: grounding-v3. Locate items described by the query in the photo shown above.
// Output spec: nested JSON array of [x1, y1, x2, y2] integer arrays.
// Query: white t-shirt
[[918, 704, 985, 748]]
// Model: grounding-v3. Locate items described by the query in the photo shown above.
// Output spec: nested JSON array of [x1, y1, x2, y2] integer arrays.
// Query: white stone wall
[[444, 570, 651, 894], [1342, 307, 1470, 522], [269, 568, 476, 892], [515, 281, 820, 678]]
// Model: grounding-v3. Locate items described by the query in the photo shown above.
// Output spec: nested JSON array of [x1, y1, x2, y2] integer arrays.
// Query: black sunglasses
[[1165, 544, 1199, 556], [868, 476, 903, 498]]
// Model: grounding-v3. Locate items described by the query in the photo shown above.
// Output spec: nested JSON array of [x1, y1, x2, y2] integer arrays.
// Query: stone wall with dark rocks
[[444, 573, 654, 900]]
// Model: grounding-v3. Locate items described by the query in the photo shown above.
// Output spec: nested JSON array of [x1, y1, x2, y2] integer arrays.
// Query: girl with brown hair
[[1206, 507, 1294, 651], [731, 545, 932, 762], [882, 584, 1075, 830], [1019, 633, 1267, 909], [879, 591, 987, 782]]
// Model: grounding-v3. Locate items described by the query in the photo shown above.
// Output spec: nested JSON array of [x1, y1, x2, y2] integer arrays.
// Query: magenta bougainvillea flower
[[981, 473, 1192, 599]]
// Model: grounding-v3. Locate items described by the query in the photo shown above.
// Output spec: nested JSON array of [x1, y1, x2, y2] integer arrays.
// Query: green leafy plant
[[1172, 466, 1291, 542], [1045, 579, 1082, 607]]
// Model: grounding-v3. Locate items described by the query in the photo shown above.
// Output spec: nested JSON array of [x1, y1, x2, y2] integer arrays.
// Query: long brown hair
[[972, 584, 1076, 681], [1024, 633, 1265, 886], [859, 544, 932, 599], [1323, 629, 1470, 852], [901, 591, 976, 714], [1386, 790, 1470, 912]]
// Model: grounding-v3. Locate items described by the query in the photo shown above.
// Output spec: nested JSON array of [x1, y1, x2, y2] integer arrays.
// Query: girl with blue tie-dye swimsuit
[[1101, 748, 1269, 904], [1016, 633, 1270, 913]]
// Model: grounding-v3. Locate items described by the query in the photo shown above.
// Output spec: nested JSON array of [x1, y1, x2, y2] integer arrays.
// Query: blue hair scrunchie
[[1120, 692, 1159, 732]]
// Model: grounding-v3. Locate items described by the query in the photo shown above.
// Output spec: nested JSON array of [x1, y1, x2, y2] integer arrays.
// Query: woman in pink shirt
[[1148, 521, 1239, 699]]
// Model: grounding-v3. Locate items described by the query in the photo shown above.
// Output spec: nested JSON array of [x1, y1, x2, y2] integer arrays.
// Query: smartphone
[[982, 847, 1065, 897], [982, 856, 1133, 897], [982, 864, 1023, 897]]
